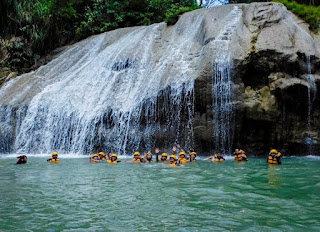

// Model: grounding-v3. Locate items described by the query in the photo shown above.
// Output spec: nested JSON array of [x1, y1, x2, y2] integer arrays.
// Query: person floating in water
[[51, 152, 60, 163], [234, 149, 248, 161], [169, 154, 179, 166], [90, 154, 99, 163], [205, 152, 225, 162], [107, 153, 121, 164], [176, 145, 187, 164], [126, 151, 143, 163], [98, 152, 106, 161], [188, 151, 197, 162], [16, 155, 27, 164], [144, 152, 153, 163], [267, 149, 282, 164], [155, 148, 169, 162]]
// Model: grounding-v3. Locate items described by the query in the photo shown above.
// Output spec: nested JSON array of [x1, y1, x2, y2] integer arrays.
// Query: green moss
[[165, 5, 200, 25], [272, 0, 320, 31]]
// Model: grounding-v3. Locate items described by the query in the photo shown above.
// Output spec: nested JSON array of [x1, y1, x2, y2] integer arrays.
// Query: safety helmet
[[190, 152, 197, 156], [52, 152, 58, 155], [179, 151, 186, 156], [98, 152, 105, 156], [170, 155, 177, 159], [239, 150, 245, 154], [270, 149, 278, 154], [147, 152, 152, 155], [111, 153, 118, 158], [92, 154, 98, 157], [161, 153, 168, 157], [134, 151, 140, 156]]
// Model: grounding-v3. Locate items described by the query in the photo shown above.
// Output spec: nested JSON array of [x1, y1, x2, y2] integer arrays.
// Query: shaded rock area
[[0, 3, 320, 156], [192, 3, 320, 155]]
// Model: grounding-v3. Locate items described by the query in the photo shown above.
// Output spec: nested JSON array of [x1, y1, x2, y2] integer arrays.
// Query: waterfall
[[212, 6, 242, 154], [306, 55, 317, 154], [198, 0, 229, 8], [0, 14, 204, 154]]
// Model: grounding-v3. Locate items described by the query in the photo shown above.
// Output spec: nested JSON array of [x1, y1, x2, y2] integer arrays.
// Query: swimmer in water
[[16, 155, 27, 164]]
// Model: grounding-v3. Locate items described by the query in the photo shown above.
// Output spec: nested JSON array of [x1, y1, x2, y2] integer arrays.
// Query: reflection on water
[[267, 164, 283, 189]]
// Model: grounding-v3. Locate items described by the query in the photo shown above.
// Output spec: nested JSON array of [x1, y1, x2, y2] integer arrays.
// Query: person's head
[[235, 149, 239, 153], [146, 152, 152, 160], [133, 151, 140, 159], [161, 153, 168, 161], [17, 155, 27, 162], [216, 152, 221, 157], [98, 152, 105, 158], [52, 151, 58, 159], [189, 152, 197, 160], [179, 151, 186, 159], [93, 154, 98, 160], [111, 153, 118, 162], [170, 155, 177, 163], [270, 149, 278, 155]]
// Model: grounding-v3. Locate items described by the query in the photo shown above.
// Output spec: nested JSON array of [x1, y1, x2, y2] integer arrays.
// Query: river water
[[0, 156, 319, 231]]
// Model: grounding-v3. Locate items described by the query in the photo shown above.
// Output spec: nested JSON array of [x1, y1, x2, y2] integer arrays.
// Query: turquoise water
[[0, 156, 320, 231]]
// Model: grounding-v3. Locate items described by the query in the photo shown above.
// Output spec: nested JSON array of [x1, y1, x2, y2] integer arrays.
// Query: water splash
[[212, 6, 242, 155]]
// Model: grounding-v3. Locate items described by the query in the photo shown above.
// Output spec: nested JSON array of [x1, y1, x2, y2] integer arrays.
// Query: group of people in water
[[16, 145, 283, 165]]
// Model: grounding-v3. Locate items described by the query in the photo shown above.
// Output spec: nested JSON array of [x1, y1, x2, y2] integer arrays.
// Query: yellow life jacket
[[268, 153, 281, 164], [169, 163, 176, 166], [179, 158, 187, 164], [132, 158, 141, 163], [107, 160, 117, 164], [100, 157, 106, 161], [51, 158, 60, 163], [214, 154, 224, 162], [235, 154, 247, 161]]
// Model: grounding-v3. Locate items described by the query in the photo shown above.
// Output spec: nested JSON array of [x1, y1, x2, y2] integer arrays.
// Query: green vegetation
[[272, 0, 320, 31], [0, 0, 199, 74]]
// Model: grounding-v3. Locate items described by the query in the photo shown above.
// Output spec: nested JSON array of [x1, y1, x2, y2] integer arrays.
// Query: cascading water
[[211, 6, 242, 154], [198, 0, 229, 8], [0, 14, 204, 154], [306, 55, 317, 154]]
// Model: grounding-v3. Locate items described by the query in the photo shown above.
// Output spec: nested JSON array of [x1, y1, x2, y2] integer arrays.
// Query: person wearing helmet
[[234, 149, 248, 161], [169, 154, 179, 166], [16, 155, 27, 164], [188, 151, 197, 162], [176, 144, 188, 164], [98, 152, 106, 161], [107, 154, 120, 164], [155, 148, 169, 162], [51, 152, 60, 163], [90, 154, 99, 163], [125, 151, 142, 163], [144, 152, 153, 163], [268, 149, 282, 164]]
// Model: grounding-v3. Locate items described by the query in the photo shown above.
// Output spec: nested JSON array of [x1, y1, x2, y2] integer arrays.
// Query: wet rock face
[[192, 3, 320, 156]]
